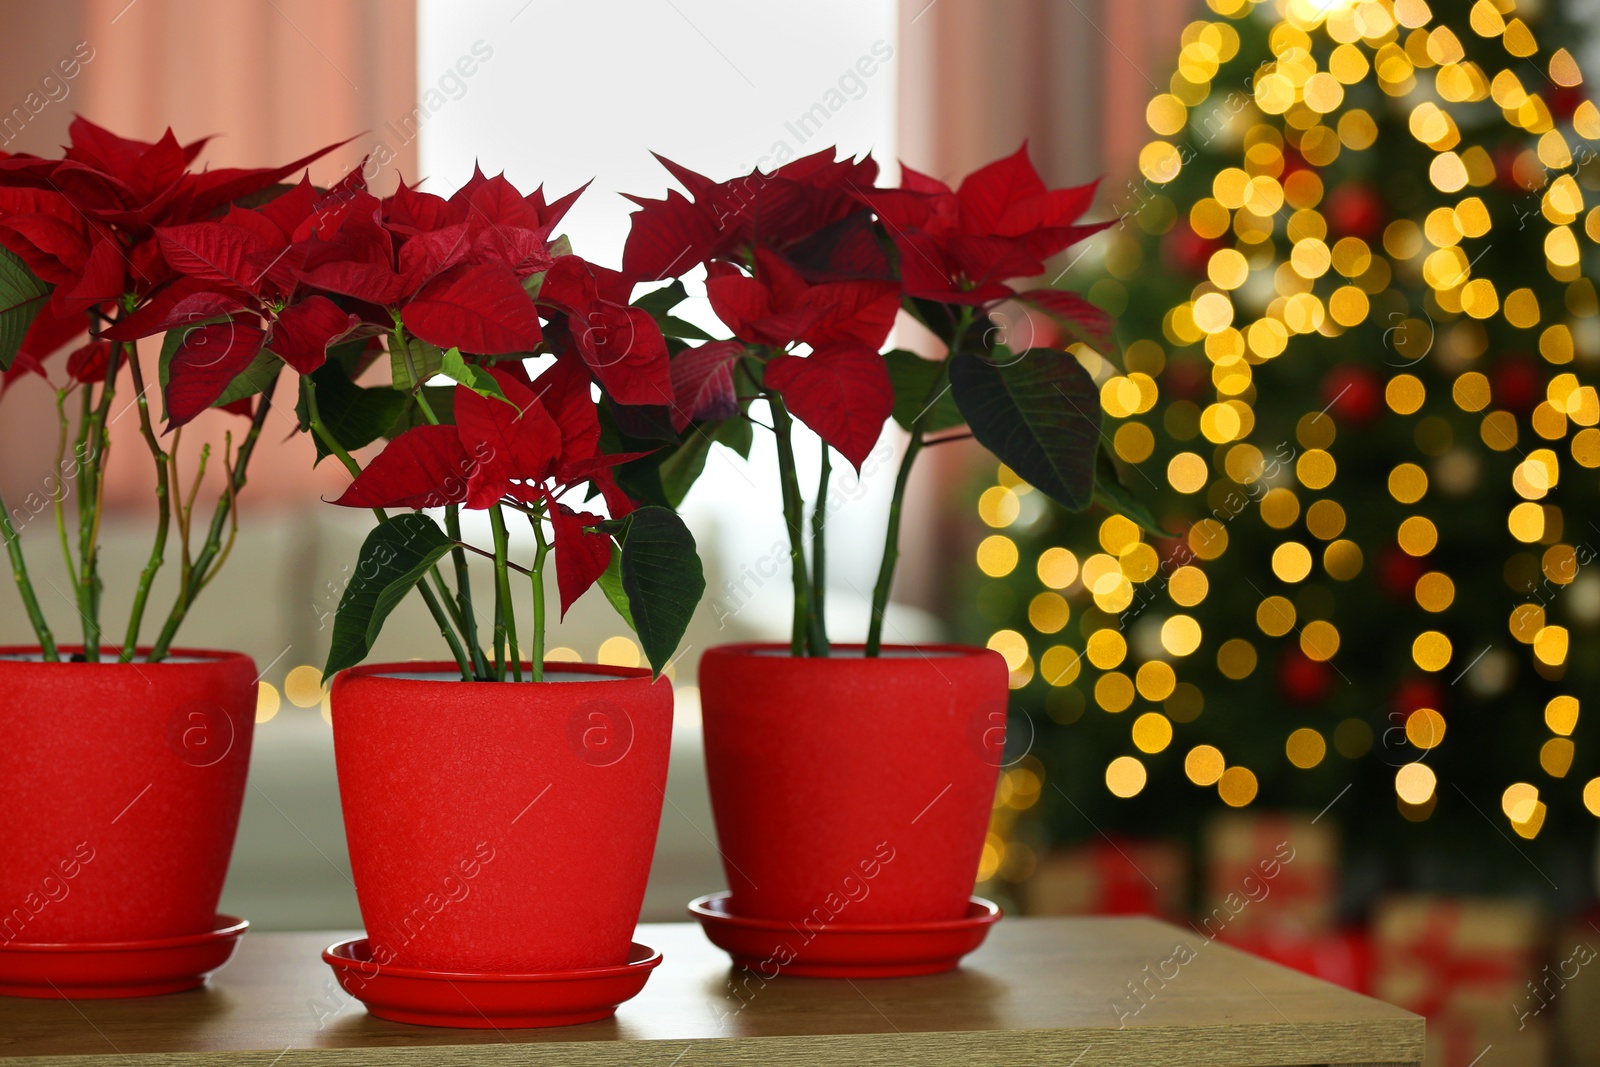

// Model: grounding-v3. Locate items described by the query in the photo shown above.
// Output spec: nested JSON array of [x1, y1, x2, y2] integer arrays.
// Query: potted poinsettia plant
[[149, 161, 702, 1017], [615, 145, 1144, 971], [0, 119, 346, 994]]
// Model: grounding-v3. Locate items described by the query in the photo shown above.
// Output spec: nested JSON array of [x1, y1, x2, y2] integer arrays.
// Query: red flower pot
[[330, 663, 672, 973], [0, 648, 257, 944], [698, 643, 1007, 924]]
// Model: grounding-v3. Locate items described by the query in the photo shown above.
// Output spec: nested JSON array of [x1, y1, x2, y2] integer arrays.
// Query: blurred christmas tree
[[967, 0, 1600, 908]]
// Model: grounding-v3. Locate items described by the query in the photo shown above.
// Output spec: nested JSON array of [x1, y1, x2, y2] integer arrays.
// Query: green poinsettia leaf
[[386, 386, 455, 438], [299, 360, 411, 463], [1094, 446, 1172, 536], [324, 513, 454, 677], [0, 247, 50, 371], [715, 412, 754, 459], [0, 248, 51, 372], [618, 506, 704, 677], [658, 433, 712, 510], [438, 346, 508, 401], [597, 549, 636, 631], [632, 280, 690, 317], [885, 348, 963, 432], [949, 346, 1101, 512], [214, 348, 284, 409], [390, 338, 445, 392]]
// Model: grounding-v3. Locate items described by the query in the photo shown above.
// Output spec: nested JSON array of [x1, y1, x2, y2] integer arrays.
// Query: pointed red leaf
[[0, 215, 90, 283], [269, 295, 359, 374], [401, 262, 542, 355], [100, 281, 249, 341], [996, 179, 1099, 236], [455, 373, 563, 508], [796, 278, 900, 349], [527, 356, 602, 467], [1015, 288, 1115, 351], [65, 117, 149, 176], [621, 189, 720, 282], [579, 304, 673, 408], [956, 143, 1047, 233], [397, 223, 472, 292], [549, 503, 613, 616], [296, 257, 405, 306], [257, 176, 322, 238], [59, 237, 129, 314], [899, 162, 951, 195], [163, 320, 267, 429], [330, 424, 473, 510], [156, 222, 270, 292], [66, 340, 113, 383], [186, 136, 358, 218], [764, 344, 892, 469], [669, 340, 745, 431]]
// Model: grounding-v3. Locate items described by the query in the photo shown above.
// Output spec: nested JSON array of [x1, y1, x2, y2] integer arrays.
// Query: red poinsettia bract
[[0, 116, 348, 399], [330, 359, 633, 615], [857, 142, 1111, 307], [130, 165, 673, 427]]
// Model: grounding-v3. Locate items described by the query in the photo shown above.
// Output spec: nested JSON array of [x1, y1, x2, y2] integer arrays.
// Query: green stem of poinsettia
[[864, 306, 974, 657], [121, 343, 171, 662], [53, 389, 79, 593], [529, 513, 549, 684], [0, 484, 58, 660], [487, 504, 520, 682], [768, 392, 816, 657], [810, 438, 830, 656], [303, 377, 473, 680], [390, 323, 489, 677], [147, 374, 270, 661], [444, 506, 489, 678], [76, 343, 124, 661], [864, 428, 922, 658]]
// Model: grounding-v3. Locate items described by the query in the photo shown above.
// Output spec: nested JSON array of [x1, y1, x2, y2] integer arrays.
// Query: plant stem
[[388, 327, 481, 676], [148, 372, 268, 661], [52, 389, 78, 592], [121, 343, 171, 661], [529, 513, 549, 684], [78, 346, 124, 661], [810, 438, 831, 656], [768, 393, 813, 657], [0, 485, 57, 659], [444, 507, 488, 678], [488, 504, 520, 682], [864, 308, 974, 657], [392, 323, 440, 424], [304, 377, 472, 680], [864, 430, 922, 657]]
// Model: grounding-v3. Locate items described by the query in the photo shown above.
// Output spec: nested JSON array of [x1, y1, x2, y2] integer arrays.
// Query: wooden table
[[0, 917, 1422, 1066]]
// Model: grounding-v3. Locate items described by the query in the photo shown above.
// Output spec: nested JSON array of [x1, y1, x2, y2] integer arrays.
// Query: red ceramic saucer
[[689, 892, 1000, 978], [321, 939, 662, 1029], [0, 914, 248, 999]]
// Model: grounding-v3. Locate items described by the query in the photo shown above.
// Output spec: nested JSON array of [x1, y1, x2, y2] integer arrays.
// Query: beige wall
[[0, 0, 417, 512]]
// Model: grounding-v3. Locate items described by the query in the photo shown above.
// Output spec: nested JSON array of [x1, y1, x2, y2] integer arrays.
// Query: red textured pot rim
[[704, 642, 996, 662], [334, 660, 657, 687], [0, 647, 253, 670], [0, 916, 248, 953], [689, 893, 1001, 933], [322, 938, 662, 982]]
